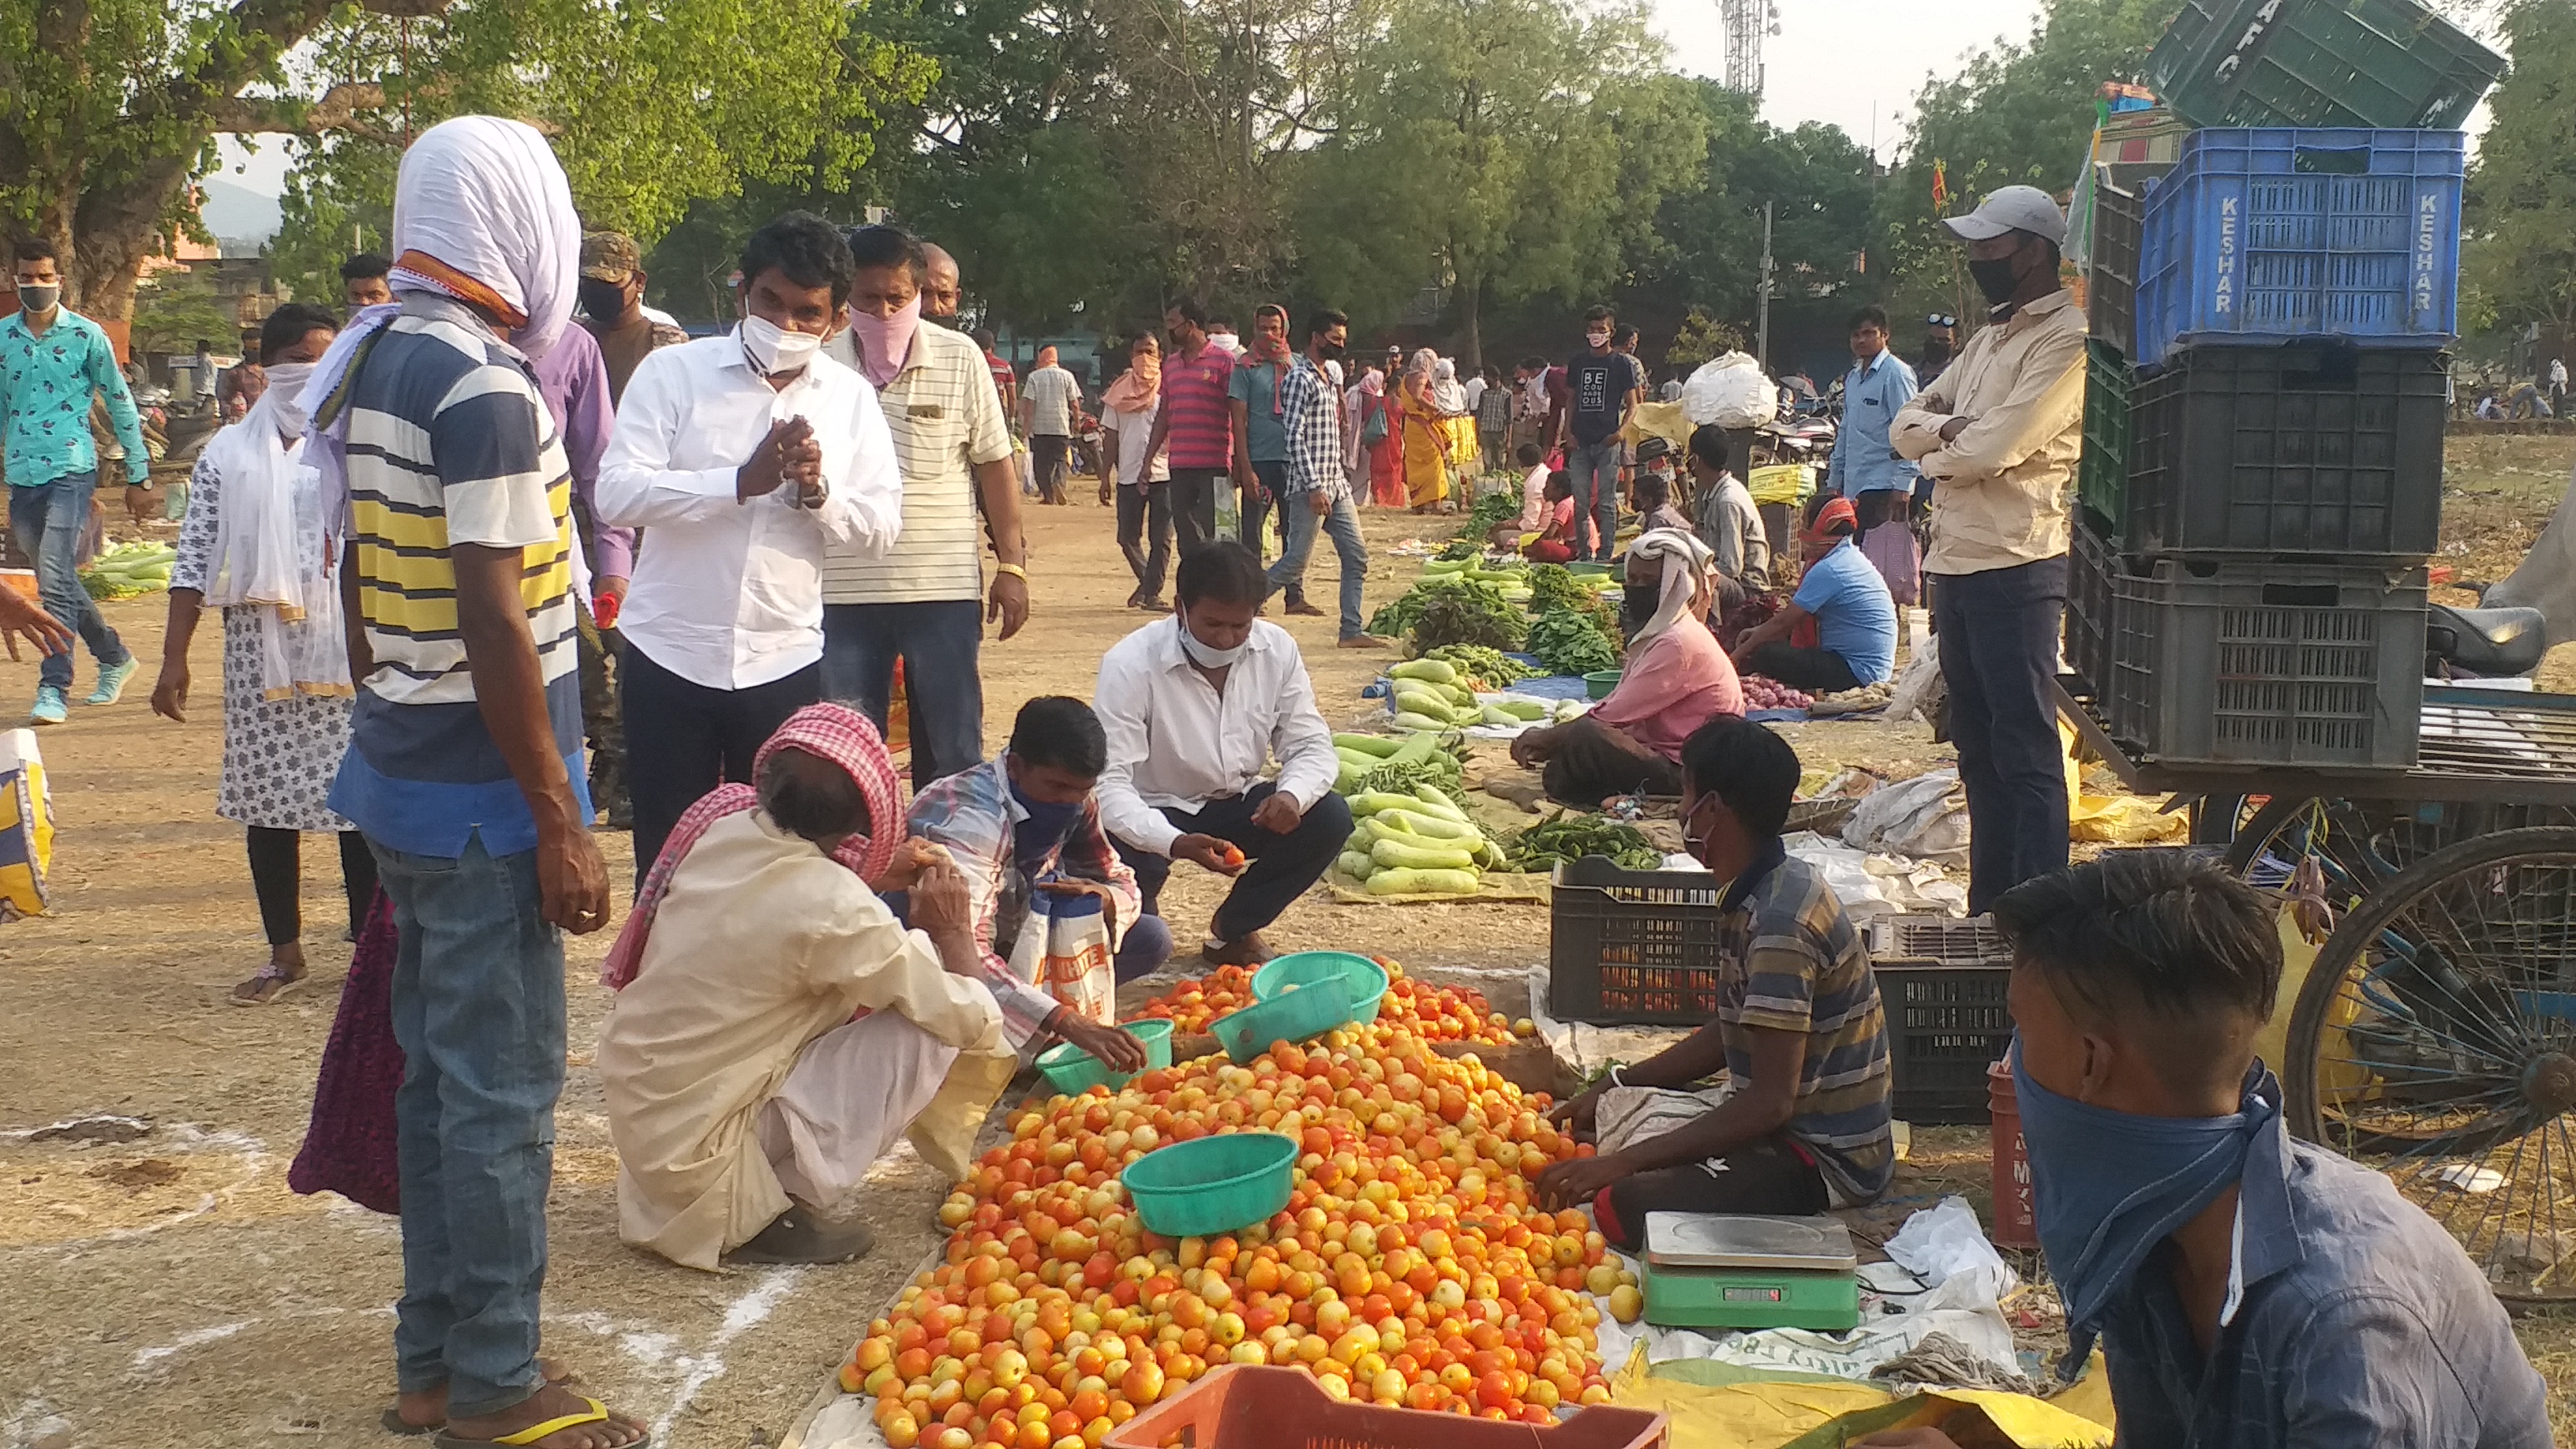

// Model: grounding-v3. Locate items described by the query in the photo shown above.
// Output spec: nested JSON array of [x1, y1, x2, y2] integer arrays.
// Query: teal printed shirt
[[0, 309, 149, 488]]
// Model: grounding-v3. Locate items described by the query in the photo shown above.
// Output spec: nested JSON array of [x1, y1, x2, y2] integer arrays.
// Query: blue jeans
[[1114, 914, 1174, 983], [1931, 556, 2069, 912], [823, 600, 986, 790], [1565, 439, 1623, 563], [1266, 492, 1370, 638], [8, 470, 129, 691], [372, 833, 564, 1420]]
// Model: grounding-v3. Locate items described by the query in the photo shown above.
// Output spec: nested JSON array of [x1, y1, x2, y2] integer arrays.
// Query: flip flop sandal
[[230, 964, 305, 1006], [384, 1364, 586, 1436], [432, 1397, 648, 1449]]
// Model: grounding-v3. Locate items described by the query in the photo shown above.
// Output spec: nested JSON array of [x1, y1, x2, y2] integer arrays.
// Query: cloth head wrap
[[601, 704, 904, 990], [1626, 527, 1716, 645]]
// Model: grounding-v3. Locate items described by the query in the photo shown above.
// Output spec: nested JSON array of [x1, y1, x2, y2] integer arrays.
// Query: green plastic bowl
[[1568, 561, 1615, 578], [1122, 1131, 1300, 1237], [1252, 952, 1389, 1022], [1209, 975, 1356, 1064], [1584, 669, 1623, 700], [1035, 1018, 1176, 1096]]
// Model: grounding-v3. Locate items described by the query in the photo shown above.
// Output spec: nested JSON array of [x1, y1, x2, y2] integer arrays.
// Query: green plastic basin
[[1252, 952, 1389, 1021], [1584, 669, 1623, 700], [1209, 975, 1356, 1064], [1568, 562, 1615, 578], [1122, 1131, 1300, 1237], [1035, 1018, 1175, 1096]]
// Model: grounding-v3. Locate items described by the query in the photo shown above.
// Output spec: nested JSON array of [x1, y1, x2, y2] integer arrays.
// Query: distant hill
[[197, 178, 283, 253]]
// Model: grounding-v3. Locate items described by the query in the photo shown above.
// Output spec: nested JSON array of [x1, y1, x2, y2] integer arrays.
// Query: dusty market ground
[[6, 443, 2574, 1447]]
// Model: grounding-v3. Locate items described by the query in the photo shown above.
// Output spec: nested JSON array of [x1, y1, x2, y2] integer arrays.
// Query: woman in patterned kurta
[[151, 304, 376, 1005]]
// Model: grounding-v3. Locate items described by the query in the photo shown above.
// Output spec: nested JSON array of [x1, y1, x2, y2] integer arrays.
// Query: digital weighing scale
[[1637, 1212, 1862, 1332]]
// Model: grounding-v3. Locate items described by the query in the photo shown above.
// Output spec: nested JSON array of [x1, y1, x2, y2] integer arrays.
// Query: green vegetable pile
[[80, 541, 176, 601], [1336, 777, 1507, 898], [1331, 728, 1467, 803], [1505, 811, 1664, 871], [1368, 571, 1523, 641], [1411, 581, 1528, 653], [1383, 658, 1551, 732], [1458, 489, 1522, 537], [1526, 564, 1594, 616], [1435, 537, 1480, 561], [1421, 645, 1540, 691], [1526, 607, 1619, 676]]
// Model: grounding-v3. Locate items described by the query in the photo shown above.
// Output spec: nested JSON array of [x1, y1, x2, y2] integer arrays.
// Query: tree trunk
[[1459, 274, 1483, 373]]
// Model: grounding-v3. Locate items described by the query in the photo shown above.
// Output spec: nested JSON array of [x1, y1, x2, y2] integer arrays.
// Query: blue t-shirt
[[1792, 540, 1897, 685], [1226, 358, 1290, 463]]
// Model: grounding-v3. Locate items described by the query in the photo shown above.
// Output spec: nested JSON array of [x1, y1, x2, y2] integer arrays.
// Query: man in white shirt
[[1094, 541, 1350, 967], [1020, 346, 1081, 506], [822, 226, 1030, 789], [599, 212, 904, 876]]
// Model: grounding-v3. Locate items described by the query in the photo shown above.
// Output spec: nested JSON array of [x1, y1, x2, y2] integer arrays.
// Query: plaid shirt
[[904, 758, 1145, 1048], [1281, 355, 1347, 502]]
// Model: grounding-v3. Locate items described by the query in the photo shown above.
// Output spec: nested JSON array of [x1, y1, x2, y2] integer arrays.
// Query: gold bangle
[[994, 563, 1028, 582]]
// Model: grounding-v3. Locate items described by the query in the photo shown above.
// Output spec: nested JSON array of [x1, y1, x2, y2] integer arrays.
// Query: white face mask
[[1175, 613, 1248, 669], [264, 361, 317, 443], [1586, 331, 1612, 350], [739, 313, 822, 376]]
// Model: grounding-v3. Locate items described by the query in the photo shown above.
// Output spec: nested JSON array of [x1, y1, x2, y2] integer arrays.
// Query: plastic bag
[[1843, 769, 1971, 865], [1681, 351, 1777, 430], [1005, 886, 1117, 1034], [0, 728, 53, 920]]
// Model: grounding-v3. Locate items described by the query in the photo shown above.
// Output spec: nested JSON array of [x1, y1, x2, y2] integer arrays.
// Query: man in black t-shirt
[[1544, 305, 1642, 564]]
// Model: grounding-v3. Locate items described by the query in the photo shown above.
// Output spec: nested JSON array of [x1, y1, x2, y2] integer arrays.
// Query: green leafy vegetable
[[1526, 606, 1618, 676], [1407, 578, 1528, 654], [1526, 564, 1593, 616], [1458, 489, 1521, 538], [1435, 537, 1480, 561]]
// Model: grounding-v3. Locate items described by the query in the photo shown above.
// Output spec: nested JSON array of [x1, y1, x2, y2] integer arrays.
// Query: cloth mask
[[846, 294, 922, 389], [578, 279, 630, 323], [1175, 614, 1248, 669], [16, 283, 59, 316], [1009, 777, 1086, 867], [740, 313, 822, 376], [1968, 256, 2024, 307], [1586, 329, 1612, 350], [2012, 1040, 2283, 1374], [1920, 338, 1954, 366], [262, 362, 317, 442]]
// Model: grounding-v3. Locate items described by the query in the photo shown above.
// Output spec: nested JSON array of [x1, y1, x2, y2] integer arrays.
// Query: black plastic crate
[[2125, 343, 2447, 559], [1548, 857, 1727, 1024], [2079, 339, 2132, 540], [1871, 914, 2009, 966], [2106, 556, 2428, 770], [2067, 522, 2117, 699], [2087, 177, 2141, 361], [1878, 964, 2012, 1125]]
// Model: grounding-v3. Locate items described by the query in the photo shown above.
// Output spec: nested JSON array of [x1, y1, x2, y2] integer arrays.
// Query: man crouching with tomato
[[1536, 713, 1893, 1245]]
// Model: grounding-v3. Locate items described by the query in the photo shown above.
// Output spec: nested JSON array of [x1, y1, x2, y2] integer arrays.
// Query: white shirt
[[1107, 402, 1169, 487], [1094, 617, 1339, 856], [599, 335, 904, 690], [1462, 376, 1487, 411], [1023, 365, 1081, 436]]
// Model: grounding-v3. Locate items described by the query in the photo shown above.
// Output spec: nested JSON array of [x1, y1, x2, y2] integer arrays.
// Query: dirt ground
[[6, 447, 2574, 1448]]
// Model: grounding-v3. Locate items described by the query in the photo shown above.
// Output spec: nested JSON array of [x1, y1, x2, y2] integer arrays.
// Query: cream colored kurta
[[599, 810, 1008, 1269]]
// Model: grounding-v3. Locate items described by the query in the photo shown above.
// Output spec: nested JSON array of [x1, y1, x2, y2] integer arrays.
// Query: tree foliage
[[2464, 0, 2576, 333]]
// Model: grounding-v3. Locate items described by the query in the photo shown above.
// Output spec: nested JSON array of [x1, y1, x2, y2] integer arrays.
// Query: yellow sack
[[1623, 400, 1695, 456], [904, 1048, 1018, 1185], [1747, 463, 1812, 507], [1613, 1345, 2114, 1449], [2059, 717, 2187, 843], [0, 728, 53, 920]]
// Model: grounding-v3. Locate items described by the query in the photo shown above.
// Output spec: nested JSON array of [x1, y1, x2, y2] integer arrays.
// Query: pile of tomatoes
[[1134, 958, 1524, 1049], [841, 1019, 1637, 1448]]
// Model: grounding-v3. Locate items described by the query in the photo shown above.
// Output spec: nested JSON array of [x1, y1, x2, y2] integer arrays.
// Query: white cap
[[1941, 184, 2068, 247]]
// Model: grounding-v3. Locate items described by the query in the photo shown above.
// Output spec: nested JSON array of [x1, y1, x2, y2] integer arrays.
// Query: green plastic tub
[[1035, 1018, 1176, 1095], [1584, 670, 1623, 700], [1210, 975, 1356, 1064], [1567, 562, 1615, 578], [1252, 952, 1389, 1021], [1122, 1131, 1300, 1237]]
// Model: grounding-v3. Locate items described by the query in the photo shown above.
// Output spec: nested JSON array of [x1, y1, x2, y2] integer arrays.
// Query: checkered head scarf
[[601, 703, 904, 990]]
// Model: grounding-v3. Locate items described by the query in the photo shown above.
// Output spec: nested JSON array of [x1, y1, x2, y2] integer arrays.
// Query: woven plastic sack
[[1682, 351, 1777, 429], [0, 728, 53, 920]]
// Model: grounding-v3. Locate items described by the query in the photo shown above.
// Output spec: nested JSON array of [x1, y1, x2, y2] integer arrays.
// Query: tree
[[129, 266, 239, 356], [2463, 0, 2576, 338], [5, 0, 932, 322]]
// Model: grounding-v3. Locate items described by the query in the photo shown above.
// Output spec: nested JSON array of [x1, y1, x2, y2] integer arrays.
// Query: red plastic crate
[[1103, 1365, 1669, 1449]]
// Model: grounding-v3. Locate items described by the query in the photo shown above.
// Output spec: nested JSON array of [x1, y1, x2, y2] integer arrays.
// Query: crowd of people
[[0, 117, 2556, 1449]]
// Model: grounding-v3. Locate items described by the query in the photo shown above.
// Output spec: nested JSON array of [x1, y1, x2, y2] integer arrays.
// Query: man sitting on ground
[[1729, 496, 1896, 695], [597, 705, 1020, 1271], [1486, 441, 1553, 552], [905, 695, 1178, 1026], [1686, 423, 1770, 595], [1855, 852, 2549, 1449], [1095, 541, 1353, 967], [1509, 530, 1743, 807], [1535, 713, 1892, 1245], [1626, 458, 1691, 539]]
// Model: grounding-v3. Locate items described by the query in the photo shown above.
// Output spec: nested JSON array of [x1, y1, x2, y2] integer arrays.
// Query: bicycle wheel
[[2283, 826, 2576, 1301]]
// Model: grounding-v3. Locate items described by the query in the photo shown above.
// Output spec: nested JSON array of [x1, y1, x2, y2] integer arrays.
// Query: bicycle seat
[[2426, 601, 2548, 677]]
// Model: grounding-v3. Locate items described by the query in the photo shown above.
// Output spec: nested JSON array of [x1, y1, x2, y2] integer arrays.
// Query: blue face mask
[[1009, 776, 1085, 867], [2009, 1038, 2282, 1372]]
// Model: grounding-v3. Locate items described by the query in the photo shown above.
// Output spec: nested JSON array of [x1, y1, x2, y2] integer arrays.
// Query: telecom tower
[[1721, 0, 1779, 99]]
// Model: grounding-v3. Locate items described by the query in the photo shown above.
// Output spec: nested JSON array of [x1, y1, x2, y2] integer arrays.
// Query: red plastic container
[[1986, 1061, 2039, 1250], [1103, 1365, 1669, 1449]]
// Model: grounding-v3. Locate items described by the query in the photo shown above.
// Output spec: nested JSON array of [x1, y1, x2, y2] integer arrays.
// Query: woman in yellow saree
[[1397, 349, 1452, 512]]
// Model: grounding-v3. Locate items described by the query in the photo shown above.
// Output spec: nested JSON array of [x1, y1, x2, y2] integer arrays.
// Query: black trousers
[[622, 643, 822, 886], [1541, 716, 1683, 808], [1597, 1136, 1829, 1251], [1111, 782, 1353, 944], [246, 827, 379, 945], [1933, 556, 2069, 912], [1168, 468, 1224, 552], [1118, 481, 1174, 600], [1740, 641, 1863, 695], [1030, 433, 1071, 503]]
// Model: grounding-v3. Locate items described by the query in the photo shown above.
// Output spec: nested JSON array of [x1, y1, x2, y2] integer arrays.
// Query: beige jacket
[[1892, 290, 2087, 576], [599, 810, 1008, 1269]]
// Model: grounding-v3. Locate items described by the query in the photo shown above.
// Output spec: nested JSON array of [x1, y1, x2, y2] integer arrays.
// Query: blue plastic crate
[[2136, 128, 2463, 365]]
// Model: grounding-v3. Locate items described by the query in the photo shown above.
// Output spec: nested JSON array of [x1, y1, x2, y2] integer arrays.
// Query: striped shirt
[[328, 294, 586, 859], [1714, 844, 1893, 1202], [823, 322, 1012, 605], [1280, 356, 1346, 504], [1158, 341, 1236, 470]]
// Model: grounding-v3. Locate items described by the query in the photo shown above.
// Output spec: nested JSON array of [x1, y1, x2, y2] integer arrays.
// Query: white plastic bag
[[1843, 769, 1971, 865], [1005, 889, 1117, 1040], [1681, 351, 1777, 430]]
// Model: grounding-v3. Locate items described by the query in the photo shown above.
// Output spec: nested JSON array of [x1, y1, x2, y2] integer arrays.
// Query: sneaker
[[28, 685, 66, 725], [86, 657, 140, 706]]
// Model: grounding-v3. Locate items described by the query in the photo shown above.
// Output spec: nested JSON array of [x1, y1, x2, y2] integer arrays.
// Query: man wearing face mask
[[1535, 714, 1890, 1243], [1093, 541, 1350, 968], [1508, 529, 1741, 808], [1891, 185, 2086, 914], [819, 225, 1028, 791], [2, 236, 149, 725], [1853, 853, 2548, 1449], [1141, 298, 1237, 551], [1544, 305, 1642, 565], [600, 212, 906, 878], [578, 231, 690, 406], [1268, 308, 1381, 650]]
